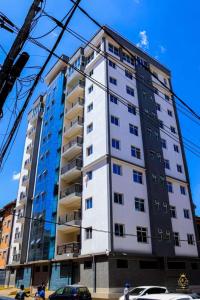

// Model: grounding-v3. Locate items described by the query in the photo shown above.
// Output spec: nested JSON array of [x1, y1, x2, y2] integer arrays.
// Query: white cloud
[[134, 0, 140, 3], [160, 45, 166, 54], [12, 172, 20, 181], [136, 30, 149, 50]]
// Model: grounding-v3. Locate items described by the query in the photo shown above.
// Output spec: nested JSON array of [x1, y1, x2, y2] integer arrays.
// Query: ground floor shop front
[[4, 254, 200, 298]]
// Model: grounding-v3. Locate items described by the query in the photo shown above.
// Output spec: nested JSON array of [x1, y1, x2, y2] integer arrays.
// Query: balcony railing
[[61, 159, 82, 175], [13, 253, 21, 262], [27, 127, 36, 138], [14, 232, 22, 241], [67, 80, 85, 96], [26, 143, 33, 153], [57, 242, 80, 255], [59, 210, 81, 224], [20, 192, 27, 200], [60, 183, 82, 199], [24, 157, 32, 168], [22, 175, 29, 183], [63, 136, 83, 154]]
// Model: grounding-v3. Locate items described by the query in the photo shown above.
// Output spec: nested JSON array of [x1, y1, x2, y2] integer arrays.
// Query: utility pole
[[0, 0, 42, 117]]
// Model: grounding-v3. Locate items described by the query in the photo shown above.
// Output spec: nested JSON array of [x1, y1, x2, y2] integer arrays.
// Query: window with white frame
[[113, 163, 122, 175], [114, 193, 124, 205], [129, 124, 138, 136], [167, 181, 173, 193], [133, 170, 143, 184], [187, 234, 195, 245], [126, 85, 134, 96], [85, 197, 93, 210], [137, 226, 148, 243], [85, 227, 92, 239], [112, 138, 120, 150], [87, 123, 93, 134], [131, 146, 141, 159], [111, 115, 119, 126], [109, 76, 117, 85], [174, 232, 180, 246], [86, 145, 93, 156], [170, 206, 177, 218], [183, 209, 190, 219], [135, 198, 145, 212], [115, 223, 125, 237]]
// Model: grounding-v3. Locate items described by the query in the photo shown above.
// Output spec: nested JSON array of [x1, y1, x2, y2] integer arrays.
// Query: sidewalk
[[0, 287, 54, 299]]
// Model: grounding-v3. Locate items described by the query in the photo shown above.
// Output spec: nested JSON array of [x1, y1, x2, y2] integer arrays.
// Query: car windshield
[[129, 288, 146, 295]]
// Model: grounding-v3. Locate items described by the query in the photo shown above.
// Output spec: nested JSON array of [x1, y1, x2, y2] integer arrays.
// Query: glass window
[[110, 94, 118, 104], [170, 206, 177, 218], [174, 232, 180, 246], [164, 159, 170, 169], [113, 164, 122, 175], [87, 123, 93, 134], [177, 164, 183, 173], [87, 102, 93, 112], [109, 60, 116, 69], [137, 226, 148, 243], [88, 85, 93, 94], [86, 171, 92, 181], [112, 139, 120, 150], [109, 76, 117, 85], [128, 104, 136, 115], [115, 223, 125, 237], [171, 126, 176, 133], [131, 146, 141, 159], [161, 138, 167, 149], [167, 181, 173, 193], [85, 227, 92, 239], [125, 70, 133, 80], [85, 198, 93, 210], [183, 209, 190, 219], [133, 170, 143, 184], [180, 185, 186, 195], [174, 144, 179, 152], [135, 198, 145, 212], [111, 115, 119, 126], [187, 234, 195, 245], [114, 193, 123, 205], [156, 103, 161, 111], [129, 124, 138, 136], [168, 109, 173, 117], [126, 86, 134, 96], [86, 145, 93, 156]]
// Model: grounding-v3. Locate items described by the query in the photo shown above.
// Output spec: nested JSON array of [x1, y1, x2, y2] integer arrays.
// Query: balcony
[[26, 143, 33, 154], [19, 192, 27, 205], [66, 80, 85, 102], [22, 175, 29, 187], [27, 127, 36, 140], [61, 159, 82, 182], [16, 212, 24, 224], [62, 136, 83, 160], [14, 232, 22, 243], [12, 253, 21, 263], [24, 157, 32, 170], [58, 210, 81, 233], [64, 117, 83, 138], [57, 242, 80, 258], [60, 183, 82, 207], [65, 98, 84, 120]]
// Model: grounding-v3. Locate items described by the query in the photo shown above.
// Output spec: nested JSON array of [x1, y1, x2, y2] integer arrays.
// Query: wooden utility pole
[[0, 0, 42, 116]]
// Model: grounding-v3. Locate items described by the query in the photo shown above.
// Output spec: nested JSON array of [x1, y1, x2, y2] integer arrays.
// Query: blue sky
[[0, 0, 200, 214]]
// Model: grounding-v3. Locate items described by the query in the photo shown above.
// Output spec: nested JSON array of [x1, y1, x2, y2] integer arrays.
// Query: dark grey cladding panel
[[135, 63, 175, 257]]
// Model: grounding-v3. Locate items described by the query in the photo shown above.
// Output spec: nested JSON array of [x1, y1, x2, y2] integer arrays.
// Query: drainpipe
[[92, 254, 96, 293]]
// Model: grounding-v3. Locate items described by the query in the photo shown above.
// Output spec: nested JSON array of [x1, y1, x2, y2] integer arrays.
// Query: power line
[[0, 0, 82, 167], [72, 1, 200, 121], [11, 211, 200, 244]]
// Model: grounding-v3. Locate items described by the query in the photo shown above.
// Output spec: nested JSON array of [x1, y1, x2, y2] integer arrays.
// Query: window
[[108, 43, 119, 56], [164, 159, 170, 169], [85, 227, 92, 239], [167, 181, 173, 193], [183, 209, 190, 219], [170, 126, 176, 134], [133, 170, 143, 184], [174, 232, 180, 246], [122, 52, 135, 65], [156, 103, 161, 111], [117, 259, 128, 268], [170, 206, 177, 218], [115, 223, 125, 237], [126, 86, 134, 96], [111, 115, 119, 126], [114, 193, 124, 205], [86, 145, 93, 156], [159, 120, 164, 129], [161, 138, 167, 149], [110, 94, 118, 104], [109, 76, 117, 85], [137, 226, 148, 243], [129, 124, 138, 136], [87, 123, 93, 134], [88, 85, 93, 94], [177, 164, 182, 173], [89, 69, 93, 76], [128, 104, 136, 115], [174, 144, 179, 153], [135, 198, 145, 212], [131, 146, 141, 159], [109, 60, 116, 68], [86, 171, 92, 181], [187, 234, 195, 245], [165, 94, 170, 101], [164, 78, 167, 85], [85, 197, 93, 210], [180, 185, 186, 195], [113, 163, 122, 175], [125, 70, 133, 80], [168, 109, 173, 117], [86, 51, 94, 65], [84, 261, 92, 269], [87, 102, 93, 112], [112, 138, 120, 150]]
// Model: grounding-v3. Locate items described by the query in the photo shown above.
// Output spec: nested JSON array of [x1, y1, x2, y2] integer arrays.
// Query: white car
[[119, 286, 168, 300], [136, 293, 199, 300]]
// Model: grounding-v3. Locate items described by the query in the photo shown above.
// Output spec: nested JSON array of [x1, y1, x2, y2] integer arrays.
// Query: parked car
[[119, 286, 168, 300], [136, 293, 199, 300], [49, 285, 91, 300]]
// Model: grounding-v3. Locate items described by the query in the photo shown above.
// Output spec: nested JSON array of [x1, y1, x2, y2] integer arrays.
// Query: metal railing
[[62, 136, 83, 153], [67, 80, 85, 96], [61, 159, 82, 175], [57, 242, 80, 255], [60, 183, 82, 199], [65, 98, 84, 114], [59, 210, 81, 224]]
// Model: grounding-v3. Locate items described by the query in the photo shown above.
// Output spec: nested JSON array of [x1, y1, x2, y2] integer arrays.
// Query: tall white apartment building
[[55, 26, 200, 295]]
